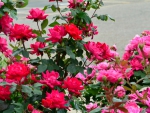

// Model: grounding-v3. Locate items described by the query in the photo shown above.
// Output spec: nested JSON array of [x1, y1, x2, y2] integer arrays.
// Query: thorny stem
[[91, 0, 103, 18], [87, 60, 94, 67], [56, 0, 68, 23], [37, 21, 42, 36]]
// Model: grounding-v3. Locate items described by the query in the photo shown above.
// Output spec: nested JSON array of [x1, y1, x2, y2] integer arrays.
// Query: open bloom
[[30, 42, 46, 56], [0, 13, 13, 35], [47, 25, 66, 43], [6, 62, 30, 83], [40, 70, 61, 88], [65, 23, 82, 40], [27, 8, 48, 21], [124, 102, 142, 113], [0, 86, 11, 100], [86, 103, 98, 112], [63, 77, 84, 95], [97, 69, 123, 83], [9, 24, 37, 41], [84, 41, 111, 61], [42, 90, 67, 109], [114, 86, 126, 98]]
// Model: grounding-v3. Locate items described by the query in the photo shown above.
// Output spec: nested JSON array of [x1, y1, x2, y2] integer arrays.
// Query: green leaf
[[51, 5, 57, 12], [134, 70, 146, 77], [61, 8, 69, 12], [0, 101, 9, 111], [2, 0, 7, 3], [87, 68, 92, 74], [10, 9, 17, 19], [143, 79, 150, 84], [33, 83, 43, 88], [37, 64, 47, 73], [78, 12, 91, 24], [41, 19, 48, 30], [12, 48, 23, 56], [67, 64, 76, 74], [89, 108, 101, 113], [3, 105, 14, 113], [22, 85, 33, 97], [16, 0, 29, 8], [12, 103, 24, 113], [33, 88, 42, 95], [22, 50, 29, 58], [10, 83, 17, 93], [66, 46, 75, 59], [47, 60, 59, 71], [37, 37, 45, 42], [97, 14, 115, 21], [49, 21, 60, 27]]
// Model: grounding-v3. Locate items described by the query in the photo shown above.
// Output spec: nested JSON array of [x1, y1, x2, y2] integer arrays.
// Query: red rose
[[62, 77, 84, 95], [6, 62, 30, 83], [27, 104, 34, 111], [42, 90, 67, 109], [65, 24, 82, 40], [0, 86, 11, 100], [9, 24, 37, 41]]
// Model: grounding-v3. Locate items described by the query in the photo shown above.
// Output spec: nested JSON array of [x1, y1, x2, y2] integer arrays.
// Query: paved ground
[[16, 0, 150, 56]]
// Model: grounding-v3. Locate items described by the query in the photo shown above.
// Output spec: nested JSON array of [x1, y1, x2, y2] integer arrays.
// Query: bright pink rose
[[0, 13, 13, 35], [97, 69, 123, 83], [47, 25, 66, 43], [125, 35, 144, 51], [0, 85, 11, 100], [32, 109, 43, 113], [68, 0, 83, 8], [141, 45, 150, 58], [86, 103, 98, 112], [65, 23, 82, 40], [84, 41, 111, 61], [27, 8, 48, 21], [123, 51, 133, 60], [40, 70, 61, 89], [142, 30, 150, 36], [30, 42, 46, 56], [9, 24, 37, 41], [114, 86, 125, 98], [130, 55, 143, 70], [75, 73, 86, 81], [63, 77, 84, 95], [110, 50, 119, 58], [42, 90, 67, 109], [96, 62, 109, 70], [84, 67, 96, 79], [6, 62, 30, 82], [0, 0, 4, 8], [124, 102, 142, 113], [0, 37, 8, 52]]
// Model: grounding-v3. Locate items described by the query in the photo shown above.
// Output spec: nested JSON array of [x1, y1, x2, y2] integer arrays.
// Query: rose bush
[[0, 0, 150, 113]]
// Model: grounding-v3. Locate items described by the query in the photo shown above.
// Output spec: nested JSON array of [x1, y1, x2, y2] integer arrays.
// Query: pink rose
[[97, 69, 123, 83], [86, 103, 98, 112], [114, 86, 125, 98], [27, 8, 48, 21]]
